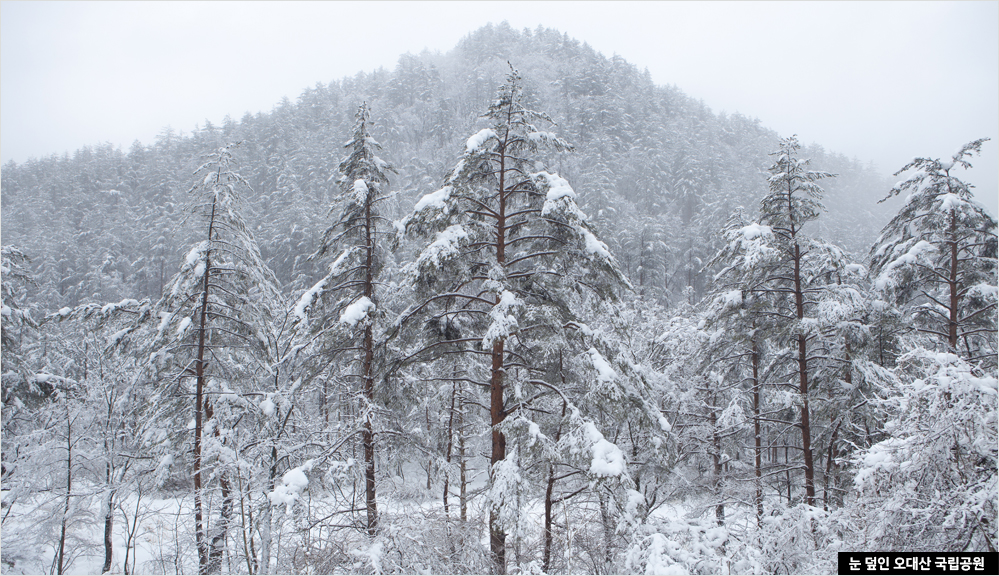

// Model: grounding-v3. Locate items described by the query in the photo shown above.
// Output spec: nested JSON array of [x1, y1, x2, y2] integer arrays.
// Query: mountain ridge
[[1, 22, 890, 310]]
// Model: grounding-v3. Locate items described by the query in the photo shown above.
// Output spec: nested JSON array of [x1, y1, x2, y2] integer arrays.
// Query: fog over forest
[[1, 23, 996, 576]]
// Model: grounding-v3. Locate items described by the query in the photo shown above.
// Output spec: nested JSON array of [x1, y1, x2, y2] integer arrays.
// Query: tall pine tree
[[870, 138, 997, 368], [398, 65, 632, 574], [299, 102, 396, 535]]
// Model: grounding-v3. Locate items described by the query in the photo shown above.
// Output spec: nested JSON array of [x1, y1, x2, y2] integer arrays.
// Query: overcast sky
[[2, 1, 996, 214]]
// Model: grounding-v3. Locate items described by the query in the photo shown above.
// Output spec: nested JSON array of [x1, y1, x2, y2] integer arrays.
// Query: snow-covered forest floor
[[2, 462, 752, 575]]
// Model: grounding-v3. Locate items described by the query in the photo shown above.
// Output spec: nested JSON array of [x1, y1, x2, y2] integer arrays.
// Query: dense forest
[[1, 23, 996, 575]]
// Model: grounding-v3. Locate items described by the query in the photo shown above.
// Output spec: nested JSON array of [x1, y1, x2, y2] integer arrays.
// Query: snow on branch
[[583, 422, 625, 477], [267, 459, 315, 513], [874, 240, 937, 291], [414, 185, 452, 213], [416, 224, 469, 271], [466, 128, 497, 152], [482, 290, 520, 347], [340, 296, 375, 327]]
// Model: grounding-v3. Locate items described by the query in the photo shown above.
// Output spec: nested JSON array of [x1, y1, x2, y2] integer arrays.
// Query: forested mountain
[[2, 23, 995, 576], [1, 23, 889, 311]]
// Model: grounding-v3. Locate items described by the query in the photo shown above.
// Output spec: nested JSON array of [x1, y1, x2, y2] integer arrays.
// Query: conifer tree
[[299, 102, 396, 535], [399, 65, 632, 574], [109, 142, 282, 574], [850, 349, 997, 552], [1, 246, 39, 408], [870, 138, 997, 367], [710, 136, 837, 507]]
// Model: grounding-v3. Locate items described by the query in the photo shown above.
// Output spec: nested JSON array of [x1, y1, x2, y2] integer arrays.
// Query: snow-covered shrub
[[848, 348, 997, 552], [625, 515, 763, 575]]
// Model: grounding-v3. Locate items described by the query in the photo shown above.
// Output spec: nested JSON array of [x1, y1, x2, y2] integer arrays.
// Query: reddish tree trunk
[[489, 339, 507, 574], [752, 336, 763, 527], [488, 115, 512, 576], [194, 196, 217, 574], [794, 241, 816, 506], [362, 181, 378, 535]]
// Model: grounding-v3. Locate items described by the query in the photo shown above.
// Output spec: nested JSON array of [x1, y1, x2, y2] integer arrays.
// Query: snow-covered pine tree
[[703, 208, 781, 527], [112, 142, 283, 574], [808, 262, 901, 512], [1, 246, 39, 409], [758, 136, 840, 508], [710, 136, 838, 507], [299, 102, 396, 536], [850, 349, 997, 552], [869, 138, 997, 368], [848, 138, 998, 554], [398, 65, 632, 574]]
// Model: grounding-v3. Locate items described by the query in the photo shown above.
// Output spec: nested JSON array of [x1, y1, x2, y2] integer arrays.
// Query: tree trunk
[[235, 472, 256, 575], [752, 336, 763, 527], [426, 406, 433, 491], [793, 242, 816, 506], [599, 489, 614, 573], [443, 379, 457, 516], [823, 420, 841, 512], [205, 399, 233, 574], [543, 466, 556, 573], [785, 446, 792, 505], [194, 197, 217, 574], [948, 208, 959, 350], [823, 340, 852, 511], [711, 391, 724, 527], [362, 185, 378, 536], [362, 323, 377, 535], [543, 356, 568, 574], [207, 471, 233, 574], [459, 391, 467, 523], [98, 347, 115, 576], [489, 339, 507, 575], [259, 444, 277, 575], [121, 487, 143, 575], [489, 121, 511, 576], [56, 406, 72, 575], [102, 485, 115, 573]]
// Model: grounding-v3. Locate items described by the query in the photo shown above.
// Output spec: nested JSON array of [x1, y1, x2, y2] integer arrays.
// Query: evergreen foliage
[[870, 138, 997, 367]]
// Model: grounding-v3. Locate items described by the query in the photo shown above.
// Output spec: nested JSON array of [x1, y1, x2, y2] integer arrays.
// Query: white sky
[[2, 1, 996, 214]]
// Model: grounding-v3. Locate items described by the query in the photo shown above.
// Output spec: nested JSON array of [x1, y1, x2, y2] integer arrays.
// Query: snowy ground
[[1, 458, 501, 575], [3, 458, 714, 575]]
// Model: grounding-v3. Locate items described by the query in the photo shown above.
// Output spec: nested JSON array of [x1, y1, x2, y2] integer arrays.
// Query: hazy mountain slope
[[1, 22, 890, 310]]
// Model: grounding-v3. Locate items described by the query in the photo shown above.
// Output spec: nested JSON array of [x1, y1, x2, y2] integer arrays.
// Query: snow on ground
[[2, 493, 193, 575], [1, 452, 746, 575]]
